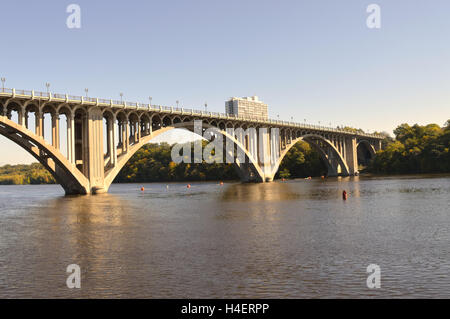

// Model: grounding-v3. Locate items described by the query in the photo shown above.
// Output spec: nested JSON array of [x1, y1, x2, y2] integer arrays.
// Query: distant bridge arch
[[272, 134, 350, 178]]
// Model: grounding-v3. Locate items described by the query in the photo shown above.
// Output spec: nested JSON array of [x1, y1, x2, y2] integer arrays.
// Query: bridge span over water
[[0, 88, 383, 195]]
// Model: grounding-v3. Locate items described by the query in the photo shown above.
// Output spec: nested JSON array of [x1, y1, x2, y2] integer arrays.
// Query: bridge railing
[[98, 98, 111, 104], [67, 95, 81, 101], [0, 87, 384, 138]]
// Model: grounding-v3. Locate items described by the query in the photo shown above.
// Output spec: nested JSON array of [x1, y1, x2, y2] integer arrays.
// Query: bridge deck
[[0, 88, 383, 140]]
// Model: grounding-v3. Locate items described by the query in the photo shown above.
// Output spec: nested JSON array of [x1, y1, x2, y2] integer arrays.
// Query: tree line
[[0, 163, 55, 185], [114, 142, 239, 183], [366, 120, 450, 174]]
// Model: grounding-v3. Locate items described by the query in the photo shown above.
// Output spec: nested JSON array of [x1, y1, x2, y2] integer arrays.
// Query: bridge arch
[[0, 116, 90, 194], [162, 115, 173, 127], [357, 140, 376, 156], [172, 116, 182, 124], [271, 134, 350, 178], [357, 140, 376, 167], [103, 121, 265, 190]]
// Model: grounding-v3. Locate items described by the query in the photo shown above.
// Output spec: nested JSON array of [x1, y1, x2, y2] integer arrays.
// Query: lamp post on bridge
[[1, 77, 5, 92], [120, 92, 123, 103], [149, 96, 152, 107], [176, 100, 179, 109], [45, 82, 50, 93], [85, 88, 89, 98], [205, 102, 207, 112]]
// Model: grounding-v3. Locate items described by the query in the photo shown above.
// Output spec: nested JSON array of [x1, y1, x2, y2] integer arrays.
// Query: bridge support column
[[113, 116, 118, 166], [107, 116, 117, 167], [19, 108, 25, 127], [122, 117, 129, 153], [52, 114, 60, 150], [24, 111, 29, 129], [327, 148, 339, 177], [86, 107, 106, 193], [36, 112, 43, 137], [344, 136, 358, 175], [248, 128, 258, 162], [67, 113, 75, 164], [258, 128, 272, 181], [137, 120, 141, 142]]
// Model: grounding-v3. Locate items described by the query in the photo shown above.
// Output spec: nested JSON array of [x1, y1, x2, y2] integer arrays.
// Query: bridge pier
[[85, 107, 106, 193], [344, 136, 359, 175]]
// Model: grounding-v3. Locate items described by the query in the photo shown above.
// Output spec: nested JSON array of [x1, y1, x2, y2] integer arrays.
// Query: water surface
[[0, 175, 449, 298]]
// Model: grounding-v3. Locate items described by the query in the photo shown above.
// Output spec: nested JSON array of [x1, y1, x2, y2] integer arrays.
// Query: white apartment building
[[225, 96, 268, 120]]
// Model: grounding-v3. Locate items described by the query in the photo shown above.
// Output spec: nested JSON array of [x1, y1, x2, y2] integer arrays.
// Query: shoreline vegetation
[[0, 121, 448, 185]]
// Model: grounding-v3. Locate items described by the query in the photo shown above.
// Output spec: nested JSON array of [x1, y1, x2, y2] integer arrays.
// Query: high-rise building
[[225, 96, 268, 120]]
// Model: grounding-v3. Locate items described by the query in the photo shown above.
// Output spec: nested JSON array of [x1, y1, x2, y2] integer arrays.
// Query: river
[[0, 175, 449, 298]]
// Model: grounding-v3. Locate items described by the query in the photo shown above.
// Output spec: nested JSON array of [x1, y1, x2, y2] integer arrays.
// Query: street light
[[120, 93, 123, 103], [85, 88, 89, 98], [176, 100, 179, 108], [205, 102, 207, 112], [45, 82, 50, 93], [1, 77, 5, 91], [149, 96, 152, 107]]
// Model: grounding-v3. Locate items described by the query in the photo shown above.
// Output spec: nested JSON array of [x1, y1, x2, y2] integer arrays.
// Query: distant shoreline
[[1, 172, 449, 187]]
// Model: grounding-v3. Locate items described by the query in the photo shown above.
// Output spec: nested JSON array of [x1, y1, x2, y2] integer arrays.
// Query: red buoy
[[187, 184, 191, 189], [342, 190, 348, 200], [141, 187, 145, 192]]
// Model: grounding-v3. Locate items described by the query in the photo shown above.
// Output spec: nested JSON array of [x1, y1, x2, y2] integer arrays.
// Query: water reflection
[[6, 193, 138, 298], [221, 182, 300, 202]]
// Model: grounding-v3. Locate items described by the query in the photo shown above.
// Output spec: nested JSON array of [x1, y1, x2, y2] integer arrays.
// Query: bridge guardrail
[[0, 87, 384, 139]]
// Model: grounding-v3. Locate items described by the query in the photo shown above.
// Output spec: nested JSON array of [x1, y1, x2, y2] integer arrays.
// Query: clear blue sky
[[1, 0, 449, 164]]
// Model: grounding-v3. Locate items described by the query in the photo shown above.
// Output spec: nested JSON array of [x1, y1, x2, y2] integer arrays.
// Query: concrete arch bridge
[[0, 88, 383, 195]]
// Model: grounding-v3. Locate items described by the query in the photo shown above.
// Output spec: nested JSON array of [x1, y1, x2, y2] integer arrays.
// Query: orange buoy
[[342, 190, 348, 200], [220, 181, 224, 186], [321, 175, 325, 179], [187, 184, 191, 189], [141, 187, 145, 192]]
